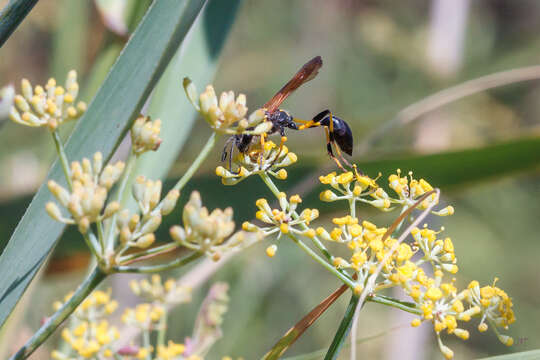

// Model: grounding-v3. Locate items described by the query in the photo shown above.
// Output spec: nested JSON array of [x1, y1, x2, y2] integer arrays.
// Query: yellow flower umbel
[[45, 152, 124, 234], [311, 167, 515, 358], [115, 176, 180, 251], [170, 191, 262, 261], [10, 70, 86, 130], [216, 140, 298, 185], [243, 194, 318, 243], [51, 290, 119, 360], [129, 274, 191, 305], [183, 77, 271, 136]]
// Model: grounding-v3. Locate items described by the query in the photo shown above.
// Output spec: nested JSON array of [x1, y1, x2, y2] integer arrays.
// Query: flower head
[[129, 274, 191, 305], [183, 77, 271, 135], [10, 70, 86, 130], [170, 191, 262, 261], [243, 194, 318, 243], [46, 152, 124, 234], [216, 140, 298, 185]]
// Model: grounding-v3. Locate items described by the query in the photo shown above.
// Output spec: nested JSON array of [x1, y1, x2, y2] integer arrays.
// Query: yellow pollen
[[266, 244, 277, 257]]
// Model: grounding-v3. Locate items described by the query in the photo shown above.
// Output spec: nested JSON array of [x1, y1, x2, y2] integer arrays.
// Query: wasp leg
[[333, 138, 352, 168], [295, 117, 321, 131], [324, 127, 347, 171], [265, 135, 287, 170], [258, 134, 267, 168]]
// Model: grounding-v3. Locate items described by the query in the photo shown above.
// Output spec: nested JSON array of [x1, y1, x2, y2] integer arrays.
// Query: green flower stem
[[170, 132, 219, 193], [106, 151, 137, 253], [156, 310, 167, 350], [113, 251, 202, 273], [258, 173, 333, 261], [82, 232, 102, 261], [117, 242, 179, 264], [52, 130, 72, 189], [287, 233, 356, 290], [96, 220, 105, 257], [10, 266, 106, 360], [368, 294, 421, 315], [143, 329, 151, 360], [324, 294, 360, 360]]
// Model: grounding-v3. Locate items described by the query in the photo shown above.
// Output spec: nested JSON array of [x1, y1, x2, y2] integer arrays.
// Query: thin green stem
[[96, 220, 105, 257], [287, 233, 355, 290], [156, 310, 167, 350], [113, 251, 202, 273], [117, 242, 179, 264], [52, 130, 72, 189], [10, 266, 106, 360], [82, 232, 101, 260], [170, 132, 219, 194], [367, 294, 421, 315], [143, 329, 151, 360], [106, 151, 137, 253], [324, 294, 360, 360]]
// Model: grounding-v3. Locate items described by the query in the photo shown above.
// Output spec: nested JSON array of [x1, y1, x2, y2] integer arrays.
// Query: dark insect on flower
[[222, 56, 354, 171]]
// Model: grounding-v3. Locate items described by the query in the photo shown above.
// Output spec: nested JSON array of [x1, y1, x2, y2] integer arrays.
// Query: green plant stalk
[[369, 294, 421, 315], [324, 294, 360, 360], [143, 329, 151, 360], [9, 266, 106, 360], [82, 232, 101, 261], [0, 0, 38, 47], [106, 151, 137, 253], [96, 220, 105, 257], [113, 251, 202, 273], [117, 242, 179, 264], [52, 130, 72, 189], [287, 232, 356, 290], [170, 132, 219, 194], [156, 309, 167, 350]]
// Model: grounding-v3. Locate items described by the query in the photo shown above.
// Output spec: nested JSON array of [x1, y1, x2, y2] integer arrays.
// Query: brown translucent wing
[[264, 56, 323, 113]]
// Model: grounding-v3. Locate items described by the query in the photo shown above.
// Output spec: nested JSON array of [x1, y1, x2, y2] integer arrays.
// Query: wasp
[[221, 56, 354, 171]]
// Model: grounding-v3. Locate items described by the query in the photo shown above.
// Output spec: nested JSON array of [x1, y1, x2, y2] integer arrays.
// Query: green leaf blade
[[0, 0, 207, 328]]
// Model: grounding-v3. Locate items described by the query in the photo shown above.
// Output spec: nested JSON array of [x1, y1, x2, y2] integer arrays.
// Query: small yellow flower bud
[[266, 244, 277, 257], [411, 318, 422, 327], [134, 233, 155, 249], [170, 225, 186, 242], [439, 343, 454, 359], [103, 201, 120, 218], [45, 202, 63, 222], [453, 329, 469, 340], [478, 323, 488, 332], [320, 190, 338, 202], [280, 223, 289, 234], [161, 189, 180, 215], [276, 169, 287, 179]]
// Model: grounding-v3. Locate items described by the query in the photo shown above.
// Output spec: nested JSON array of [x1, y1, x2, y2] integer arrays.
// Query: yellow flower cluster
[[183, 78, 271, 135], [244, 194, 318, 240], [46, 152, 124, 233], [314, 169, 515, 358], [122, 303, 165, 330], [10, 70, 86, 130], [129, 274, 191, 305], [170, 191, 262, 261], [131, 115, 162, 155], [216, 140, 298, 185], [51, 290, 119, 359], [116, 176, 179, 250]]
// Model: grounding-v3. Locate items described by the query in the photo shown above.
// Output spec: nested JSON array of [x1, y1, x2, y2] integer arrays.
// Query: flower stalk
[[9, 266, 106, 360]]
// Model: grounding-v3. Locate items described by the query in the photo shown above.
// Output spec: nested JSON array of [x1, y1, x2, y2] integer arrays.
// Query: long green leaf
[[131, 0, 243, 187], [0, 0, 38, 47], [477, 350, 540, 360], [0, 0, 207, 328]]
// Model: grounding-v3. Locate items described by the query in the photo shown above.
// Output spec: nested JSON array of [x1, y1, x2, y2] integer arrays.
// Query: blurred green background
[[1, 0, 539, 359]]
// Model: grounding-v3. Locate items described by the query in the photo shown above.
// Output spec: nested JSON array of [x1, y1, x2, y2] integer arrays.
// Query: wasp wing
[[264, 56, 323, 113]]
